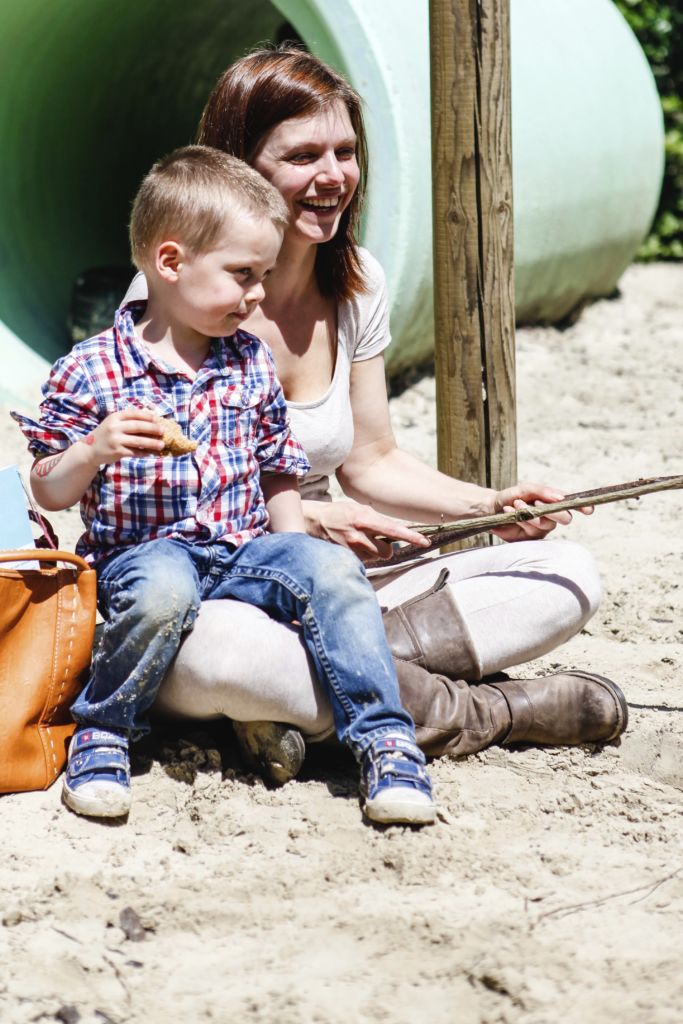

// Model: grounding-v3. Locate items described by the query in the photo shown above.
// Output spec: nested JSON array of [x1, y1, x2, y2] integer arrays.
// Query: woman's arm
[[336, 356, 495, 518], [334, 355, 581, 543]]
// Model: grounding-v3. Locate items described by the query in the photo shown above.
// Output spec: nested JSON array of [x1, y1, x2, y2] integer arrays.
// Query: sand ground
[[1, 262, 682, 1024]]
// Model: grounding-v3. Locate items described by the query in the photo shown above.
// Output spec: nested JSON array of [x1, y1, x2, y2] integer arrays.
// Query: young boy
[[13, 146, 435, 827]]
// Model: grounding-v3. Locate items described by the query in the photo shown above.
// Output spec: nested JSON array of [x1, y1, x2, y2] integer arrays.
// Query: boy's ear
[[156, 241, 185, 281]]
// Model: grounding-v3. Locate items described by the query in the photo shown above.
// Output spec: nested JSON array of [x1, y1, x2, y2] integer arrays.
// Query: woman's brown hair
[[197, 46, 368, 302]]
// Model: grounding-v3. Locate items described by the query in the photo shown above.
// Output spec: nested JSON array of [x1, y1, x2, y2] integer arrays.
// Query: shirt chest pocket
[[219, 387, 265, 448]]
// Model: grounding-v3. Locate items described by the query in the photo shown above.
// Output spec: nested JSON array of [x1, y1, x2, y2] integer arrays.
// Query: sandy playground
[[1, 261, 682, 1024]]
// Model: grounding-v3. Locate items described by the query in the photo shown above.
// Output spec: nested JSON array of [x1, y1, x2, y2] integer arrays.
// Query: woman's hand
[[303, 499, 431, 563], [491, 482, 594, 542]]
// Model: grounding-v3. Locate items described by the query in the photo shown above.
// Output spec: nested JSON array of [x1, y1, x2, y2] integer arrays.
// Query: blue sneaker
[[360, 734, 436, 826], [62, 726, 131, 818]]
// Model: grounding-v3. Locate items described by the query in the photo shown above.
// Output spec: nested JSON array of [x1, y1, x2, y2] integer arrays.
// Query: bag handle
[[0, 549, 91, 573], [28, 509, 59, 550], [17, 473, 58, 549]]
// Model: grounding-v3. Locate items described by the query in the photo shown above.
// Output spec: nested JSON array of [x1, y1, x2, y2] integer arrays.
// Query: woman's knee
[[159, 599, 330, 732], [542, 539, 602, 621]]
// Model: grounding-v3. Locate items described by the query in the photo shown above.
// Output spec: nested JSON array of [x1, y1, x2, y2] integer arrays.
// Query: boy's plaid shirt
[[12, 303, 310, 565]]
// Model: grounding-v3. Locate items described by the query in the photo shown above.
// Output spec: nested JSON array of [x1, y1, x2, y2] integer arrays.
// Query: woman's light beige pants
[[154, 539, 602, 740]]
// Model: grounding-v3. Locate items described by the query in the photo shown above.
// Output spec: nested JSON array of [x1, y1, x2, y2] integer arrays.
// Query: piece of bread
[[159, 418, 198, 457]]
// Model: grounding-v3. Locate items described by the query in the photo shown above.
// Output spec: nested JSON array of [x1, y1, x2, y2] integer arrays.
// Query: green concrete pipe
[[0, 0, 663, 407]]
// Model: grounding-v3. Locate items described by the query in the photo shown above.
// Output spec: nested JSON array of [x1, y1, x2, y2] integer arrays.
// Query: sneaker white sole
[[62, 779, 131, 818], [363, 791, 437, 826]]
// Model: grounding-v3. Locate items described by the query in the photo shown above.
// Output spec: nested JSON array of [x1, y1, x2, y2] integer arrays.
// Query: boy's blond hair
[[129, 145, 289, 270]]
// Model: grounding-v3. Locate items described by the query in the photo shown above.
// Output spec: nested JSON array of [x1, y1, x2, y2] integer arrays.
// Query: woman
[[129, 46, 626, 781]]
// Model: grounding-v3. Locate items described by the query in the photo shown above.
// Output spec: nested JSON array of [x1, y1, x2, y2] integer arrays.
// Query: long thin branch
[[370, 474, 683, 568], [533, 866, 681, 926]]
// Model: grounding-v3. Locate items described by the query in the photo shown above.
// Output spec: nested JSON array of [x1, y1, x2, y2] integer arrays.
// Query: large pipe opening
[[0, 0, 664, 407], [1, 1, 302, 364]]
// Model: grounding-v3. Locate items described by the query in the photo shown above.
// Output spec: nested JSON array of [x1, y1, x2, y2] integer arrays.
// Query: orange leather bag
[[0, 549, 96, 793]]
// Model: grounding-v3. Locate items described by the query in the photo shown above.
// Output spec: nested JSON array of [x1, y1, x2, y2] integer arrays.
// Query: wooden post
[[429, 0, 517, 518]]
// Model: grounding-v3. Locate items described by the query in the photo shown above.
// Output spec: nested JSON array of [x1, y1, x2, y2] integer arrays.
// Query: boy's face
[[167, 213, 282, 339]]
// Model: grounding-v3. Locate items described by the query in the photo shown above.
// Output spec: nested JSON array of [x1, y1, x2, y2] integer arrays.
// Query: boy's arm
[[31, 442, 101, 512], [253, 347, 311, 481], [262, 474, 306, 533], [31, 408, 164, 511]]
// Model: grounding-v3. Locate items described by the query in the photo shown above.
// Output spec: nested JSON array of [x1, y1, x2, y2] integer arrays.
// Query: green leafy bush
[[613, 1, 683, 259]]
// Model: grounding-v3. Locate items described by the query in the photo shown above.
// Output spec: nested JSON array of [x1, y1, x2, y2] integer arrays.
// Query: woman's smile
[[253, 101, 360, 245], [299, 194, 344, 210], [297, 192, 346, 219]]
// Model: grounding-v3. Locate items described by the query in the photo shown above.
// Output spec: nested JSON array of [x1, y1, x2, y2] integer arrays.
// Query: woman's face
[[252, 100, 360, 247]]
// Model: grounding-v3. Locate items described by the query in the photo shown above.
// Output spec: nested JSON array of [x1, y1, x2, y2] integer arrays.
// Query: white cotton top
[[122, 247, 392, 502]]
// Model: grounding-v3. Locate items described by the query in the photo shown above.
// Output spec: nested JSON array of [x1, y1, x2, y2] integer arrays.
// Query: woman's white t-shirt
[[123, 247, 392, 502]]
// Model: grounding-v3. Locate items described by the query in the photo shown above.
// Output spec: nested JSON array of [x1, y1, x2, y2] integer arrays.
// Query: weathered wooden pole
[[429, 0, 517, 511]]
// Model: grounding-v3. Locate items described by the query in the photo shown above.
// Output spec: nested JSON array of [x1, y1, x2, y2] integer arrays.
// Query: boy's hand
[[81, 408, 165, 465], [30, 408, 165, 513]]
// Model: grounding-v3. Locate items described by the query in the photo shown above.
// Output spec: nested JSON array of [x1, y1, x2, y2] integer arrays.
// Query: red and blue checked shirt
[[12, 303, 310, 565]]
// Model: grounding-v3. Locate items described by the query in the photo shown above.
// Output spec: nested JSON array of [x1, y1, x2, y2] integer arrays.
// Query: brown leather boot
[[382, 569, 482, 680], [395, 659, 510, 757], [395, 660, 628, 758], [383, 574, 628, 748], [490, 672, 628, 746]]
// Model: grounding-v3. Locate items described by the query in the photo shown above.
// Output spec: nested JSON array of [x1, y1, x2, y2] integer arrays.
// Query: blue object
[[0, 465, 34, 551], [360, 733, 434, 813], [72, 534, 416, 755], [62, 726, 131, 817]]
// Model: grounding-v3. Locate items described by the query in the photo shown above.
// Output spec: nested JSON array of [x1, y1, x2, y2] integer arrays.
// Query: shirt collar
[[113, 302, 244, 381], [114, 302, 158, 380]]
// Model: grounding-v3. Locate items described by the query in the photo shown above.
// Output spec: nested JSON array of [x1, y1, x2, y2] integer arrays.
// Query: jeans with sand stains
[[71, 534, 415, 755]]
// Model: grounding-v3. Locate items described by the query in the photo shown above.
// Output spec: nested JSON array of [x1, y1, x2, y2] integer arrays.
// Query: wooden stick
[[369, 475, 683, 568]]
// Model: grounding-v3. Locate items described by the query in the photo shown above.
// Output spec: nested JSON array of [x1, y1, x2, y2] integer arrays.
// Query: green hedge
[[614, 1, 683, 259]]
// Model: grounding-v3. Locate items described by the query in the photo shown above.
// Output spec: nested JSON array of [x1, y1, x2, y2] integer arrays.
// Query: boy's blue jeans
[[71, 533, 415, 758]]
